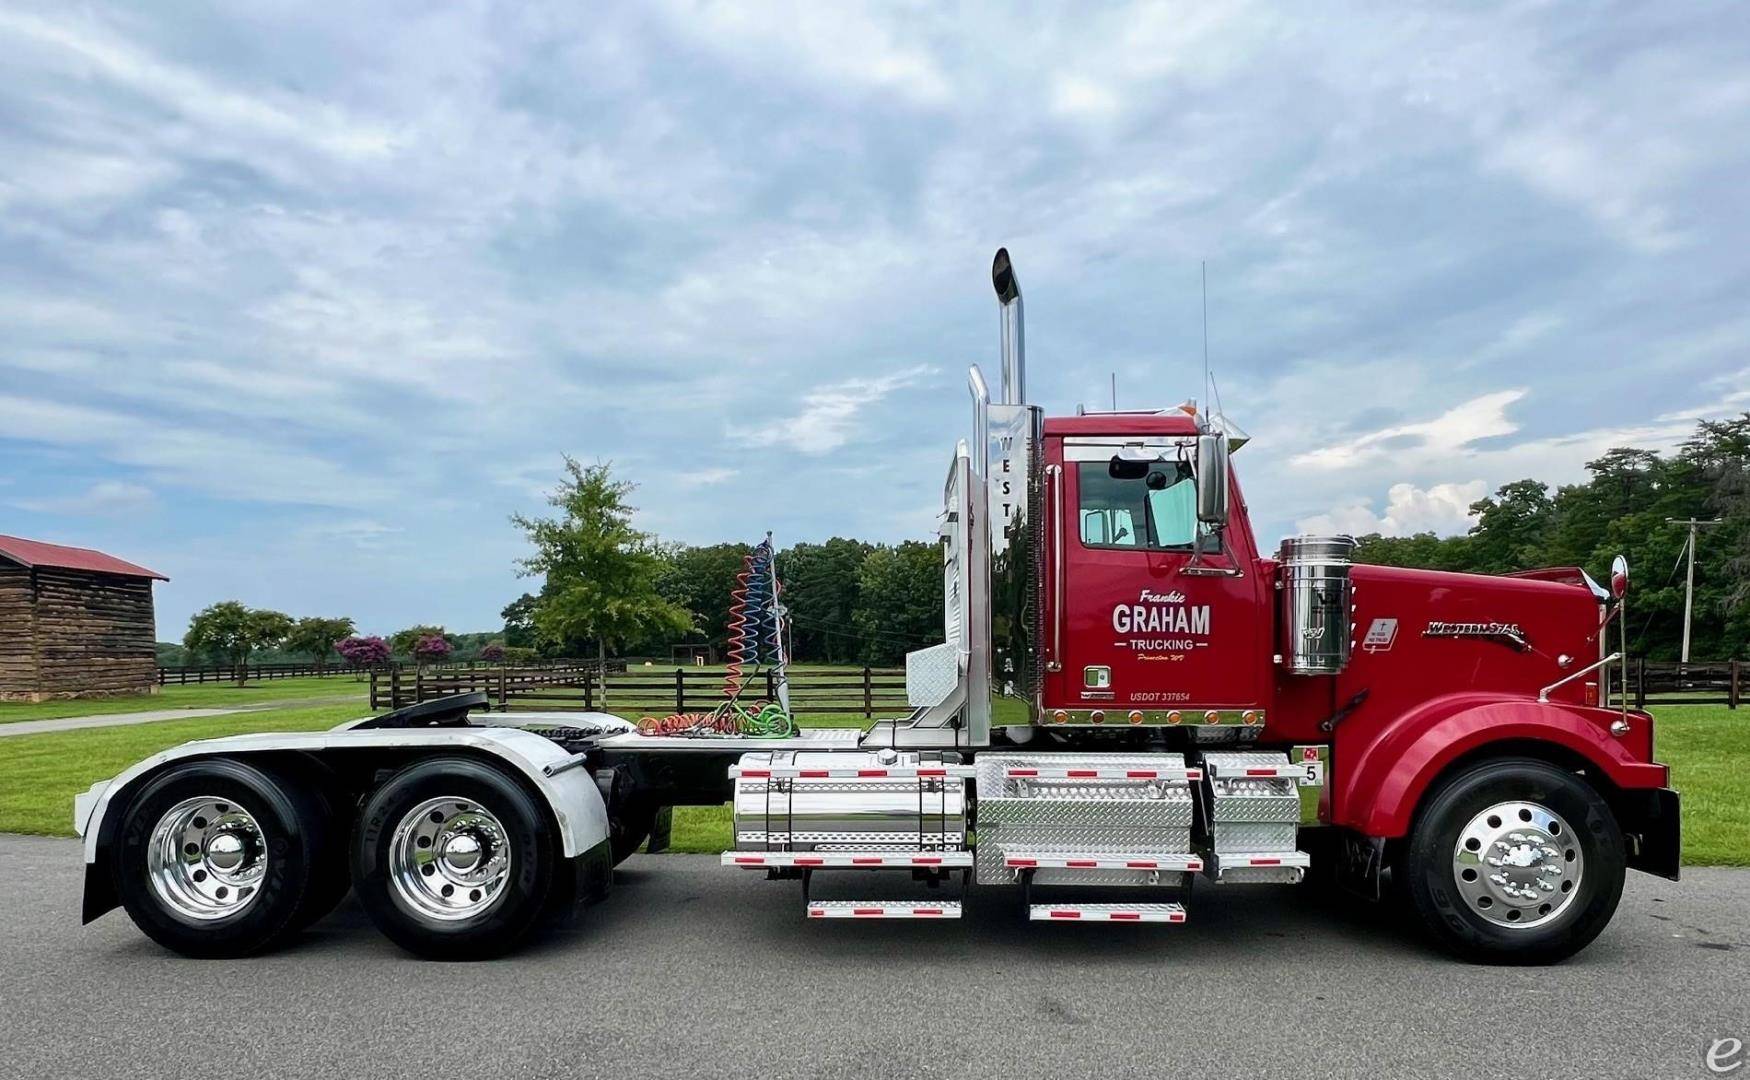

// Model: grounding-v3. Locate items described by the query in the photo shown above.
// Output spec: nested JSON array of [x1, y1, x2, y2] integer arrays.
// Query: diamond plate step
[[806, 901, 962, 919], [722, 850, 972, 869], [1002, 850, 1203, 872], [1206, 850, 1311, 883], [1029, 903, 1188, 923]]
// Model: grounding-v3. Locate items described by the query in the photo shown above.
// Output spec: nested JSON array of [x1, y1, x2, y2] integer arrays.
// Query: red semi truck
[[74, 249, 1678, 962]]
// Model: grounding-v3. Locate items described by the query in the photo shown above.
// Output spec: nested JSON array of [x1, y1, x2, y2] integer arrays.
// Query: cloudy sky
[[3, 2, 1748, 639]]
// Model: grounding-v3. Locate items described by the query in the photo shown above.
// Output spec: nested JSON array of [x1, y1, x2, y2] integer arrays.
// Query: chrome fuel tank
[[731, 750, 967, 849]]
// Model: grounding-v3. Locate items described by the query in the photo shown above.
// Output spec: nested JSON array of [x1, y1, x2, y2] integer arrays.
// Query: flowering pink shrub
[[335, 635, 391, 667]]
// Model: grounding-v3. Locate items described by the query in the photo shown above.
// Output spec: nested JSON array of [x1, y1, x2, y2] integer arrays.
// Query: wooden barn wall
[[0, 562, 35, 697], [32, 568, 158, 697]]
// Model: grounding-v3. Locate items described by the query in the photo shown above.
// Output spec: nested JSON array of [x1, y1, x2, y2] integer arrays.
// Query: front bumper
[[1622, 786, 1681, 881]]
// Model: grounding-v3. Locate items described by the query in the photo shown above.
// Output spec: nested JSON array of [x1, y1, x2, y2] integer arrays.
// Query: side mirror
[[1610, 554, 1629, 598], [1195, 433, 1229, 527]]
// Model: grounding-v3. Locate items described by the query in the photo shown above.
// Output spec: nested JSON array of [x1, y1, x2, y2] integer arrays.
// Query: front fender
[[1332, 693, 1669, 838]]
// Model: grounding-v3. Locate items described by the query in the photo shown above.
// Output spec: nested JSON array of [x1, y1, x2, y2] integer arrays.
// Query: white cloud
[[1292, 390, 1526, 471], [736, 365, 936, 455], [1297, 480, 1486, 538], [10, 480, 155, 517]]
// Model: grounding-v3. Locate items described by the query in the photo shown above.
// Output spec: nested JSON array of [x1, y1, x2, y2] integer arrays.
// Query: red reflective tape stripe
[[1048, 910, 1081, 919], [1250, 858, 1281, 866], [917, 768, 946, 777], [1067, 860, 1098, 868], [733, 856, 764, 865], [1125, 860, 1156, 869], [808, 909, 825, 917], [1110, 912, 1142, 921], [1067, 769, 1098, 778], [1007, 858, 1038, 867], [1125, 770, 1157, 778], [742, 769, 770, 778], [795, 858, 824, 866], [1245, 768, 1277, 776], [850, 858, 882, 865], [1186, 768, 1202, 780], [856, 769, 888, 777], [911, 857, 942, 865], [1008, 768, 1039, 777], [798, 769, 829, 777], [853, 908, 884, 916], [1188, 859, 1203, 871], [1169, 913, 1187, 922], [915, 908, 944, 916]]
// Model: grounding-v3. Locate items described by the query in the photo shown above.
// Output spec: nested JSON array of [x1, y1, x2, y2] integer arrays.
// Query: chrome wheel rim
[[1452, 800, 1583, 929], [147, 796, 269, 921], [389, 797, 512, 922]]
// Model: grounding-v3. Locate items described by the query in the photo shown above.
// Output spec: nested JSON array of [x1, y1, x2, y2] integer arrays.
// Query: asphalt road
[[3, 836, 1745, 1080]]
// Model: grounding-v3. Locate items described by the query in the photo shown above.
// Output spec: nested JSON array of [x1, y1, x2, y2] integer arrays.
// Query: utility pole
[[1667, 517, 1722, 663]]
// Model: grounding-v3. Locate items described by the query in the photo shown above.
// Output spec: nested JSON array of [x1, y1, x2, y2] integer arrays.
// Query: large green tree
[[511, 458, 692, 695], [183, 602, 295, 685], [783, 538, 873, 663], [852, 540, 944, 666], [284, 616, 356, 670]]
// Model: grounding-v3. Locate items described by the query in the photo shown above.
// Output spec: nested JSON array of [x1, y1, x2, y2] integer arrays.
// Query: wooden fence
[[1629, 659, 1745, 708], [158, 661, 369, 684], [157, 656, 623, 686], [370, 664, 909, 718]]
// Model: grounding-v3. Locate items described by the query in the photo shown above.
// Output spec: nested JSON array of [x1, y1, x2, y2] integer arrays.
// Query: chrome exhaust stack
[[992, 248, 1025, 405]]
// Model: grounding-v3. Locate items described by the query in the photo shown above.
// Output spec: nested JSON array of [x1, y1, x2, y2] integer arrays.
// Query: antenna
[[1201, 261, 1210, 408], [1110, 372, 1117, 410]]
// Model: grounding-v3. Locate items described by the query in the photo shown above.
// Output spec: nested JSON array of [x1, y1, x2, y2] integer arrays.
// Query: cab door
[[1043, 436, 1270, 721]]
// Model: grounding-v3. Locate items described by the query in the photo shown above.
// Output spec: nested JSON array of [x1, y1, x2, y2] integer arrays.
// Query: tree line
[[1354, 415, 1750, 661]]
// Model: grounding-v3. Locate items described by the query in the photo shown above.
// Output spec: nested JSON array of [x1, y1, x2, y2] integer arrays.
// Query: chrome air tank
[[1279, 535, 1358, 675], [731, 750, 967, 850]]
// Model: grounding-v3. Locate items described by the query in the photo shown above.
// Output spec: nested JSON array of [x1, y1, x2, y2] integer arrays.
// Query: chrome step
[[1029, 902, 1187, 923], [1002, 850, 1203, 873], [806, 900, 962, 919], [722, 850, 972, 869], [1206, 850, 1311, 883]]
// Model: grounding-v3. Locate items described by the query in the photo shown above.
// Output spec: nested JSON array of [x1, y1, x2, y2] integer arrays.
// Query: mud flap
[[646, 805, 673, 855], [1623, 787, 1681, 881]]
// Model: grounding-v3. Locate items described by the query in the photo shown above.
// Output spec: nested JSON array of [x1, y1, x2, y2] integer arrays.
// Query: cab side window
[[1077, 461, 1214, 552]]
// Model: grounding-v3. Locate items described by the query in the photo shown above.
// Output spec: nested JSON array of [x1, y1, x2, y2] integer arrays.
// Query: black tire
[[1400, 758, 1625, 964], [114, 759, 330, 958], [350, 756, 560, 960]]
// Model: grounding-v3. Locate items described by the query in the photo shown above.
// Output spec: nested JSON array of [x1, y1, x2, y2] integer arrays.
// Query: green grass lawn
[[0, 675, 368, 724], [0, 704, 363, 835], [1, 703, 1741, 866]]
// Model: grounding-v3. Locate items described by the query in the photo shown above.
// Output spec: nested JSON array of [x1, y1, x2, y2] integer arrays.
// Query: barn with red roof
[[0, 535, 167, 701]]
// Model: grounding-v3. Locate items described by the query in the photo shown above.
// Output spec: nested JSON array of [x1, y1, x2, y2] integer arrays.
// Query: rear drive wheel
[[1401, 758, 1624, 964], [114, 759, 330, 958], [351, 756, 560, 959]]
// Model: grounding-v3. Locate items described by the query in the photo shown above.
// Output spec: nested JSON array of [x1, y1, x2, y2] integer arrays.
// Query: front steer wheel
[[1400, 758, 1625, 964], [351, 756, 562, 960]]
